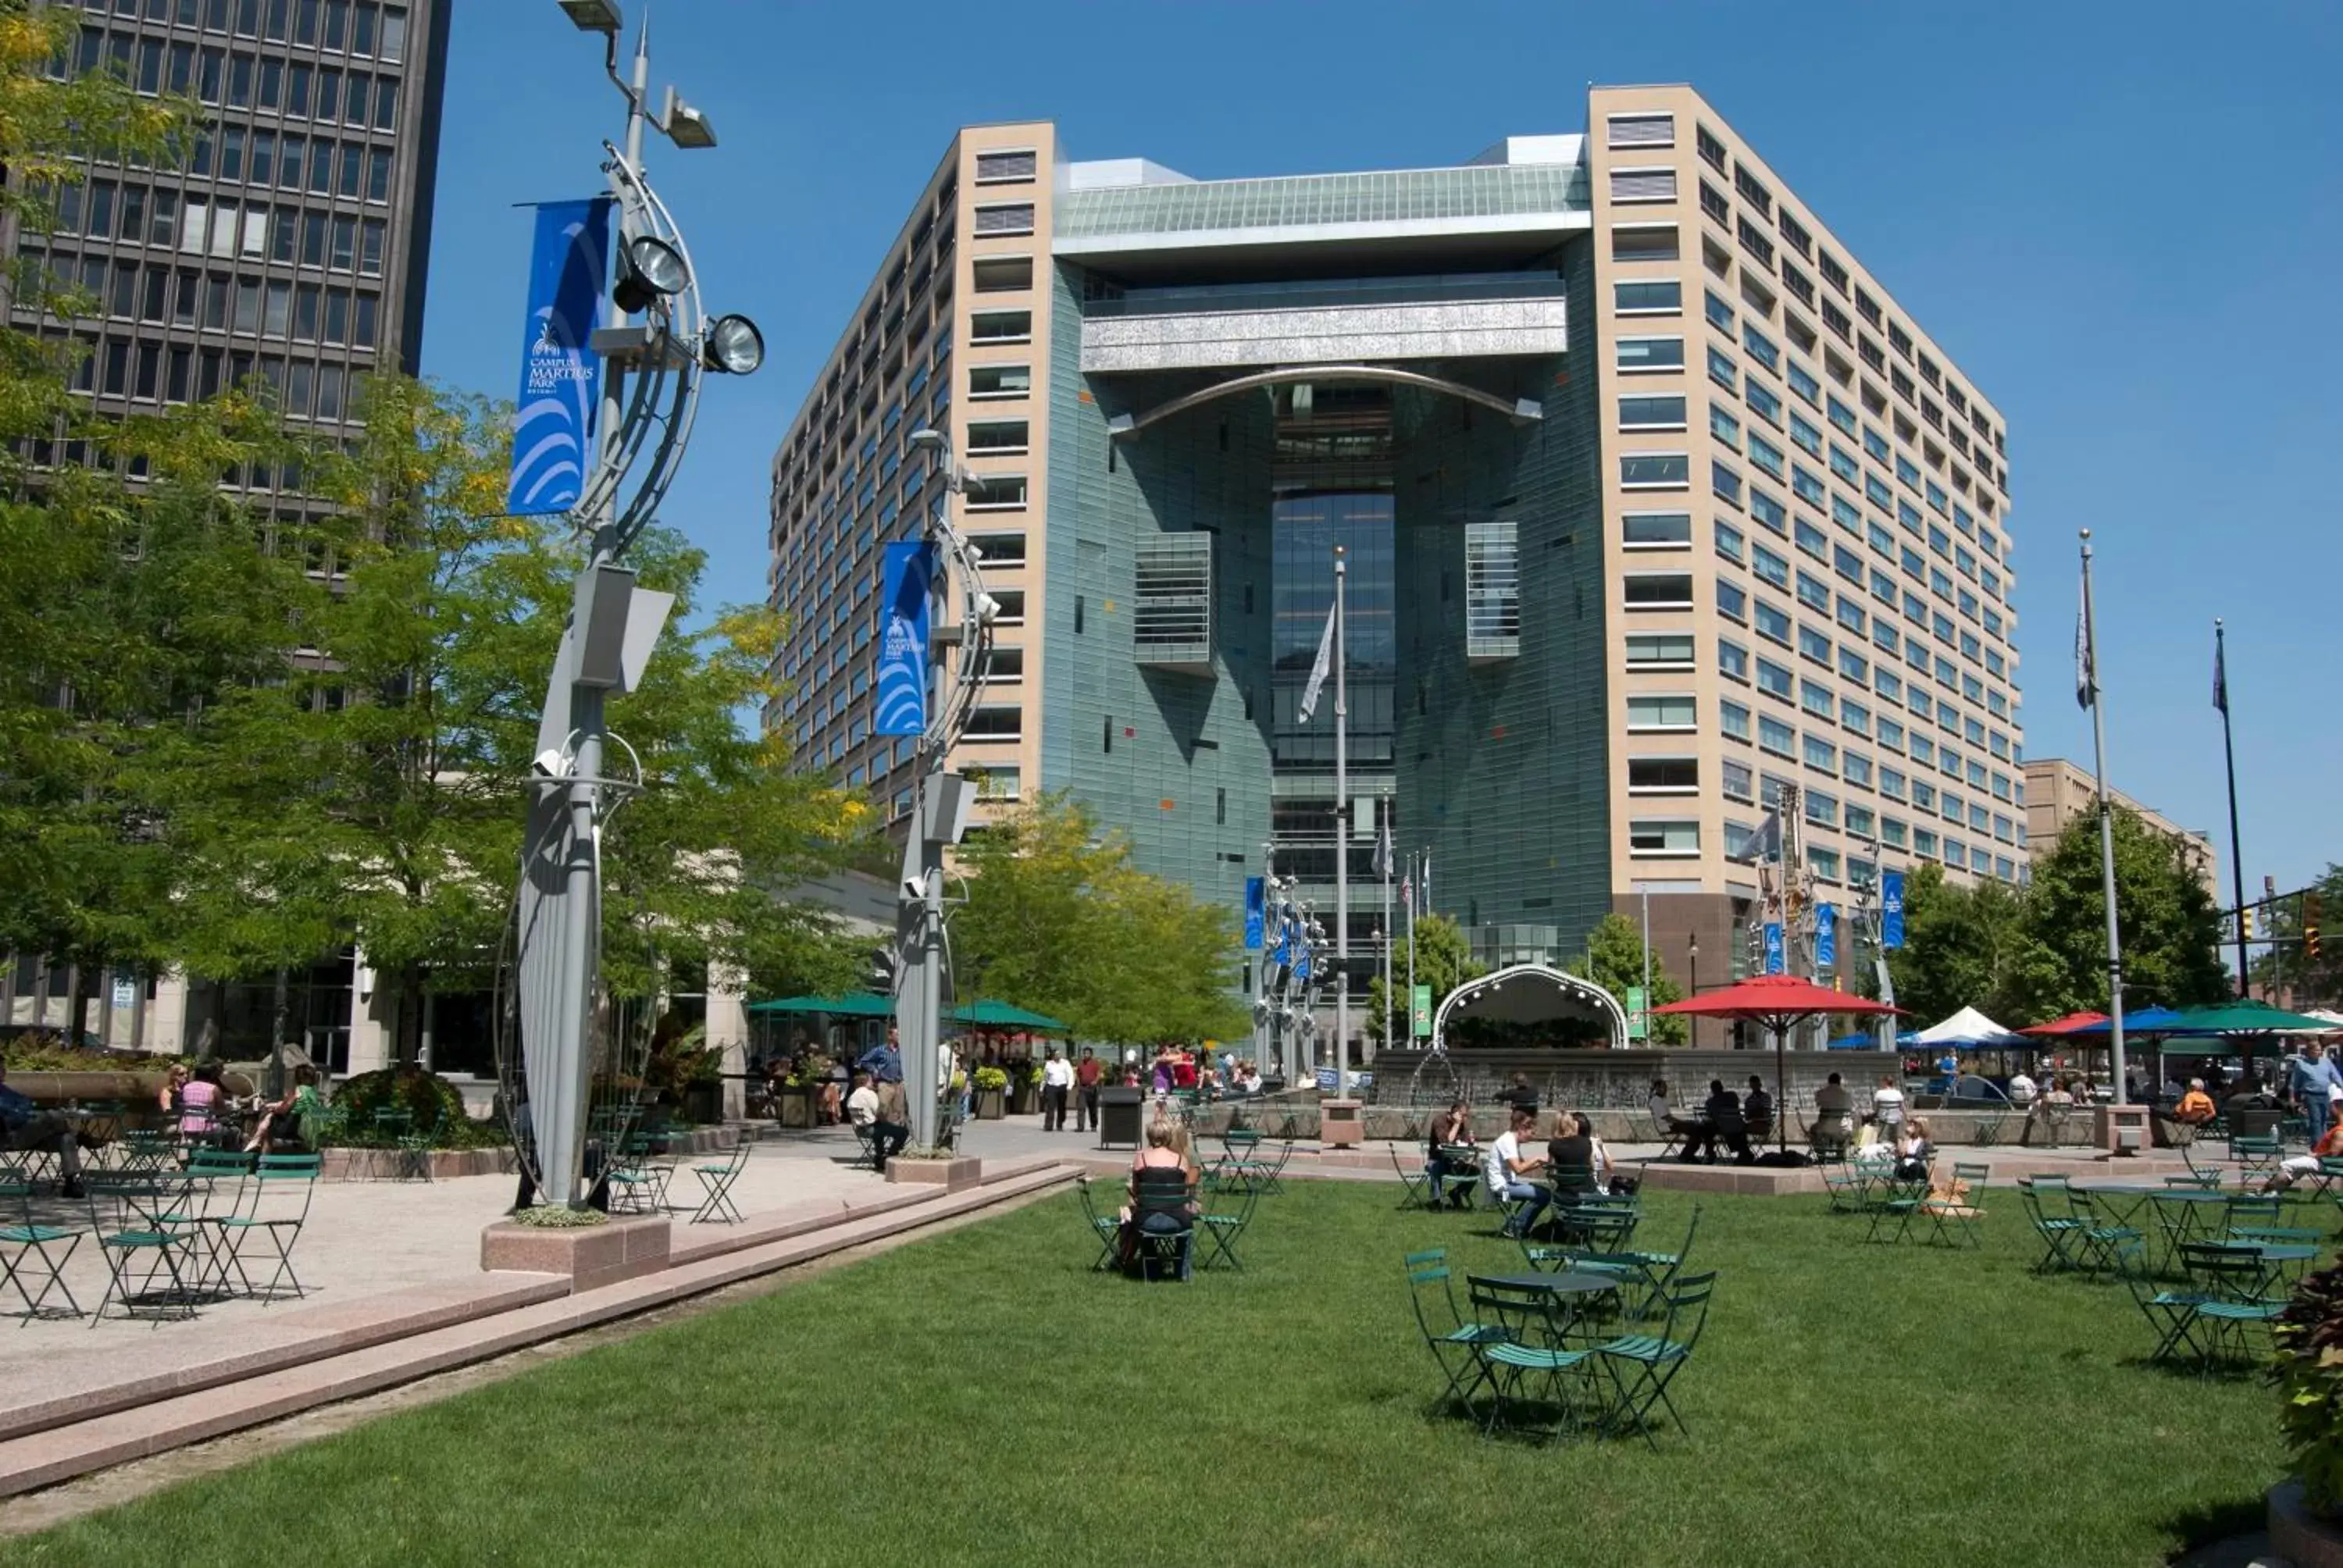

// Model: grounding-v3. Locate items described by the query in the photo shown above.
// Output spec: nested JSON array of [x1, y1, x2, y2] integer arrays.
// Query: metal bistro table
[[1470, 1271, 1623, 1345], [2145, 1188, 2235, 1266]]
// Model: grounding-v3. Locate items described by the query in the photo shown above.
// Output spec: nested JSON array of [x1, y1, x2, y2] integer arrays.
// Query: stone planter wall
[[480, 1213, 672, 1295]]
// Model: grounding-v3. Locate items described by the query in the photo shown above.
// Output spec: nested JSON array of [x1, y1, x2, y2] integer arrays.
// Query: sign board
[[111, 976, 137, 1013], [875, 540, 935, 737], [1763, 921, 1785, 975], [1881, 871, 1906, 950], [1410, 984, 1432, 1039], [1242, 877, 1265, 951], [508, 196, 612, 515], [1815, 903, 1837, 968], [1624, 985, 1649, 1040]]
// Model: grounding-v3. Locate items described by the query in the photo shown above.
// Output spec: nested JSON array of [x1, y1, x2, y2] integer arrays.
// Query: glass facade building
[[765, 91, 2023, 1053]]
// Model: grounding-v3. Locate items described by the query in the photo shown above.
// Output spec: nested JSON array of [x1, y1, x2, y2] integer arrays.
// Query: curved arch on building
[[1431, 963, 1629, 1051], [1105, 364, 1542, 440]]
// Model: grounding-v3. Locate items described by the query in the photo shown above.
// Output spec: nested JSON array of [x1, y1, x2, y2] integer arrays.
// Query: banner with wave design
[[508, 196, 613, 516], [876, 540, 935, 738]]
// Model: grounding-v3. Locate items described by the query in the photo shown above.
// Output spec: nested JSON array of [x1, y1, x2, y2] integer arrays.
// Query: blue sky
[[418, 1, 2342, 895]]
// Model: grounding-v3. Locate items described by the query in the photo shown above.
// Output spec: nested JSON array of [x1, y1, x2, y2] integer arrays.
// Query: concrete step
[[0, 1160, 1077, 1499]]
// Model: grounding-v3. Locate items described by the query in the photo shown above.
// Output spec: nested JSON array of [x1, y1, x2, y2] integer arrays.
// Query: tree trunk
[[269, 964, 291, 1097], [396, 967, 424, 1069], [66, 962, 96, 1049]]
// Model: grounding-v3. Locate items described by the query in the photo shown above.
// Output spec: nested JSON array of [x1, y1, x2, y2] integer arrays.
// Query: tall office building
[[766, 87, 2025, 1042], [1, 0, 452, 1059]]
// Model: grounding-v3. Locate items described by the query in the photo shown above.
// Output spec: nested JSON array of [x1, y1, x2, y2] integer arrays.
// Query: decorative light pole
[[508, 2, 762, 1209]]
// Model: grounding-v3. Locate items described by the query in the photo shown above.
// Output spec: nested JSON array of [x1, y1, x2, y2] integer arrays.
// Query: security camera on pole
[[506, 2, 763, 1210]]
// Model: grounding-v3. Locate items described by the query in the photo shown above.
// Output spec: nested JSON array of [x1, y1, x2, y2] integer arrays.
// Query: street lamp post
[[509, 3, 760, 1209], [1687, 936, 1699, 1047]]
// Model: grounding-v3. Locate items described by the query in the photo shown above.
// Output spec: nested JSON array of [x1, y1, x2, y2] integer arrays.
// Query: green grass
[[19, 1179, 2288, 1566]]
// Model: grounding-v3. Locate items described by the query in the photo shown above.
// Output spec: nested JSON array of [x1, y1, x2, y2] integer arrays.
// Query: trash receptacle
[[1098, 1087, 1145, 1149]]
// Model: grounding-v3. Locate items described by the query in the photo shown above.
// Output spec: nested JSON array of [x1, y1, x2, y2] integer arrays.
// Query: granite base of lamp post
[[886, 1156, 982, 1192], [480, 1213, 672, 1295]]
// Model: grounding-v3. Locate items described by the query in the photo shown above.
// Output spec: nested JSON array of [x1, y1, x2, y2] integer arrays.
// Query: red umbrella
[[2020, 1010, 2108, 1039], [1653, 975, 1903, 1156]]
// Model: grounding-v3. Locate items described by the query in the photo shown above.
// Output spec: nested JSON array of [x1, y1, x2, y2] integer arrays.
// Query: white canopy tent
[[1913, 1006, 2031, 1049]]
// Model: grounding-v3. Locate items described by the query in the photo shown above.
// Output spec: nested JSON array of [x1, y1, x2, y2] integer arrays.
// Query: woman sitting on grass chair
[[246, 1065, 328, 1154], [1893, 1117, 1935, 1183], [1118, 1117, 1199, 1267]]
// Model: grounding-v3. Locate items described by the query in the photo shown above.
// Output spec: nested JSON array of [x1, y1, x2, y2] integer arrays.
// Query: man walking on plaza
[[2291, 1041, 2342, 1142], [1040, 1047, 1073, 1131], [1074, 1047, 1103, 1132]]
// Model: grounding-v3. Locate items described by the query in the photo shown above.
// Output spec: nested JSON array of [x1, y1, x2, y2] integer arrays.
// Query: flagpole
[[2080, 530, 2129, 1106], [1407, 850, 1418, 1048], [1378, 798, 1393, 1056], [2216, 618, 2250, 998], [1333, 544, 1350, 1103]]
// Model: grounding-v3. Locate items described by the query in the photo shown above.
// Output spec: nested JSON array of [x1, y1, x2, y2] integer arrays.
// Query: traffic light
[[2309, 893, 2325, 962], [868, 944, 898, 995], [2241, 907, 2256, 939]]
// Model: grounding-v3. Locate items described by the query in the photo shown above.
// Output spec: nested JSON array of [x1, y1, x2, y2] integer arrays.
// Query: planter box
[[975, 1088, 1005, 1121], [776, 1085, 815, 1128], [885, 1156, 982, 1193], [1321, 1099, 1364, 1149], [1008, 1082, 1039, 1116], [480, 1213, 671, 1295], [683, 1083, 722, 1125]]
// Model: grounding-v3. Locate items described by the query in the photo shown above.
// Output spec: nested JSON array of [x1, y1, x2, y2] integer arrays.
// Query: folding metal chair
[[688, 1142, 750, 1224], [1403, 1250, 1507, 1416], [209, 1153, 321, 1301], [1915, 1163, 1988, 1248], [1196, 1173, 1260, 1271], [84, 1174, 203, 1323], [1129, 1183, 1195, 1281], [1074, 1176, 1121, 1271], [1595, 1269, 1717, 1449], [2017, 1176, 2086, 1274], [1390, 1146, 1435, 1210], [0, 1165, 83, 1321], [1467, 1276, 1606, 1441]]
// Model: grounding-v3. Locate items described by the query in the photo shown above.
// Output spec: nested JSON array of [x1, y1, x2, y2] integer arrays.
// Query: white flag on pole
[[1296, 598, 1338, 724], [1731, 809, 1783, 865], [1374, 818, 1393, 880]]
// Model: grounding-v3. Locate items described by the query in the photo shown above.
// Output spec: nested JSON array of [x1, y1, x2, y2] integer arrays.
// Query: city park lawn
[[19, 1177, 2288, 1568]]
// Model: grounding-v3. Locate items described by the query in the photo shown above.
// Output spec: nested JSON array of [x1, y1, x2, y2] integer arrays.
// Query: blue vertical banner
[[1763, 921, 1785, 975], [1815, 903, 1838, 968], [875, 541, 935, 737], [1243, 878, 1265, 951], [508, 197, 613, 515], [1881, 871, 1906, 950]]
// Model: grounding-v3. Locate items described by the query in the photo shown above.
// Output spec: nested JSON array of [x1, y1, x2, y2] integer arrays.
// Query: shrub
[[326, 1067, 504, 1149], [2274, 1261, 2343, 1514], [2, 1034, 186, 1074], [972, 1066, 1008, 1091]]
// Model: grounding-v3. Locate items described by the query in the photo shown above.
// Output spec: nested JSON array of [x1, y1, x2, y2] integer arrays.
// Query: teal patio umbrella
[[745, 992, 897, 1017], [950, 1000, 1072, 1033]]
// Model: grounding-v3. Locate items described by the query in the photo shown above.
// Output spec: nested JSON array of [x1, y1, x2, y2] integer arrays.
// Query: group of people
[[1648, 1075, 1778, 1164], [0, 1058, 330, 1202], [1419, 1094, 1635, 1238]]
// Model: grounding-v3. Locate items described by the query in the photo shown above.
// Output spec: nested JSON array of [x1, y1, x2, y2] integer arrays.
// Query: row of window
[[73, 25, 407, 127], [70, 333, 365, 419], [26, 251, 383, 347], [74, 0, 410, 59]]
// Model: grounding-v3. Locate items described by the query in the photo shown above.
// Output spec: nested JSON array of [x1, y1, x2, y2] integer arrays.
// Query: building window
[[971, 255, 1032, 292], [1610, 226, 1680, 263], [968, 363, 1030, 400], [1613, 279, 1682, 315], [1720, 699, 1751, 741], [1615, 337, 1685, 373], [1627, 694, 1697, 732], [1609, 167, 1678, 204], [1629, 819, 1701, 857], [1628, 757, 1699, 794], [1465, 519, 1520, 661], [970, 310, 1032, 343], [1133, 533, 1212, 670], [1607, 112, 1676, 149], [972, 765, 1022, 801], [1621, 511, 1692, 548], [1618, 394, 1687, 430], [1758, 716, 1795, 757], [1623, 573, 1694, 610], [965, 419, 1029, 455], [973, 148, 1037, 184], [963, 474, 1026, 511], [965, 704, 1022, 740], [1621, 453, 1690, 489], [970, 531, 1026, 568], [972, 201, 1035, 237], [1627, 633, 1696, 669], [978, 646, 1024, 684]]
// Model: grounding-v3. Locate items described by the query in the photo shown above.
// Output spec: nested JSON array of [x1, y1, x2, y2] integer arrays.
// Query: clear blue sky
[[419, 1, 2343, 896]]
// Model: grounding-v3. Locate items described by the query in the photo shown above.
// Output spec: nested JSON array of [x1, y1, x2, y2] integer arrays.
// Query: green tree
[[2024, 805, 2231, 1015], [162, 379, 868, 1060], [953, 791, 1247, 1044], [1365, 913, 1484, 1046], [1886, 862, 2062, 1028], [2248, 866, 2342, 1010], [1567, 912, 1688, 1044]]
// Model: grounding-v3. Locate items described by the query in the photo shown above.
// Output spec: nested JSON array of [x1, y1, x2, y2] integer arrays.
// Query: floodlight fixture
[[611, 233, 688, 313], [908, 428, 947, 454], [558, 0, 622, 34], [702, 313, 764, 375]]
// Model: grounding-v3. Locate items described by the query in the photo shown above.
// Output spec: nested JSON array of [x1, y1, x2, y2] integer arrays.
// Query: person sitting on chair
[[247, 1064, 326, 1153], [1482, 1107, 1550, 1239], [1893, 1117, 1935, 1182], [1648, 1078, 1703, 1146], [0, 1064, 88, 1198], [1742, 1075, 1775, 1150], [1546, 1112, 1602, 1196], [1681, 1079, 1750, 1164], [1809, 1071, 1855, 1152], [2173, 1078, 2217, 1125], [872, 1076, 911, 1172], [1425, 1099, 1475, 1209], [2259, 1115, 2343, 1193], [1118, 1117, 1200, 1271]]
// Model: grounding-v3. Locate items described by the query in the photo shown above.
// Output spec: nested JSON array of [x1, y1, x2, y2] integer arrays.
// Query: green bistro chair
[[1074, 1176, 1121, 1272], [84, 1175, 201, 1323], [2116, 1239, 2214, 1367], [1196, 1172, 1260, 1271], [1129, 1182, 1196, 1283], [2017, 1176, 2087, 1274], [2230, 1131, 2285, 1187], [0, 1166, 84, 1321], [2069, 1189, 2145, 1278], [1595, 1269, 1718, 1449], [687, 1142, 751, 1224], [1555, 1206, 1703, 1322], [1817, 1150, 1872, 1215], [2177, 1240, 2288, 1371], [1863, 1161, 1934, 1245], [209, 1153, 321, 1301], [1402, 1250, 1508, 1417], [1916, 1163, 1988, 1248], [1390, 1146, 1435, 1211], [604, 1133, 676, 1215], [1467, 1275, 1607, 1441]]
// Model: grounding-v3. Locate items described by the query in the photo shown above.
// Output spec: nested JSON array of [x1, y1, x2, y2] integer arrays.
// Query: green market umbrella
[[745, 992, 897, 1017], [950, 1000, 1072, 1034], [2166, 999, 2338, 1036]]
